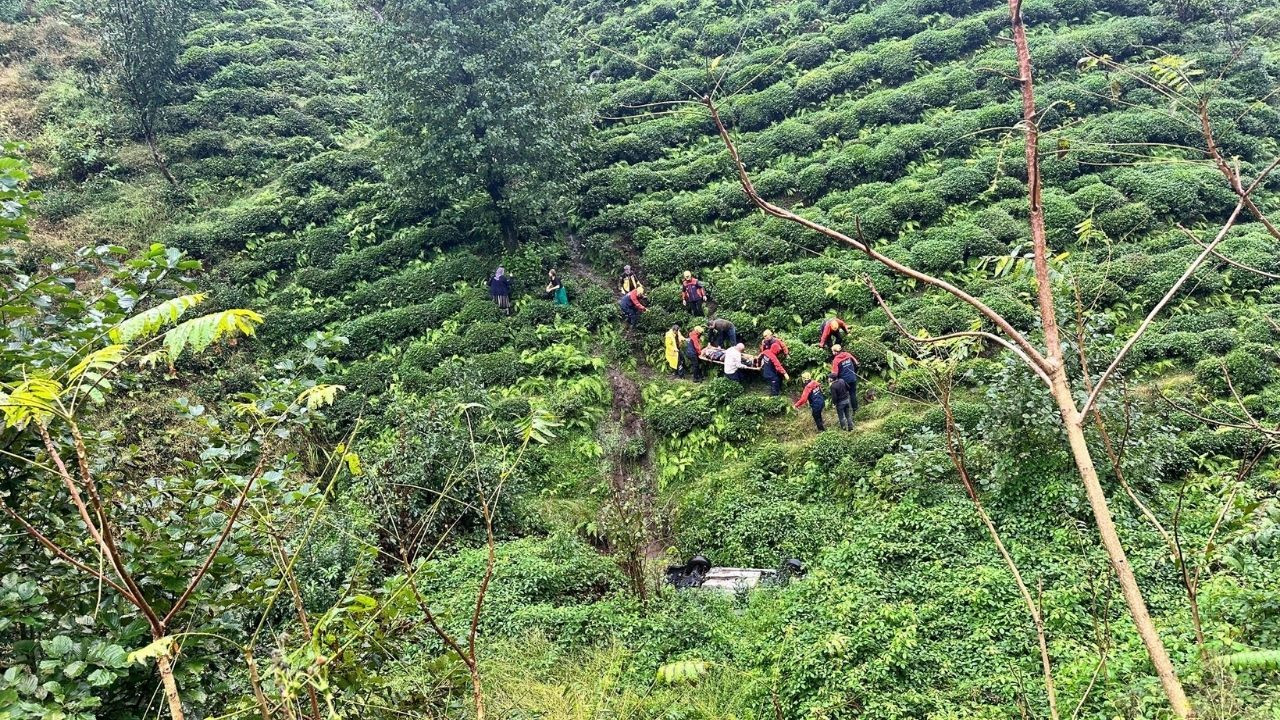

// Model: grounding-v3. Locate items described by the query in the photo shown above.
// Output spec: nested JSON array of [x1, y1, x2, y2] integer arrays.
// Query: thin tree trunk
[[470, 666, 486, 720], [143, 119, 180, 189], [245, 650, 272, 720], [156, 651, 186, 720], [1051, 375, 1193, 718]]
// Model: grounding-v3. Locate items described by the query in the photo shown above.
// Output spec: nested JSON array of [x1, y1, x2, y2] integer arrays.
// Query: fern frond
[[1, 376, 64, 429], [655, 659, 709, 685], [162, 308, 264, 359], [108, 294, 207, 345], [296, 384, 344, 410], [66, 344, 127, 383], [1223, 649, 1280, 671]]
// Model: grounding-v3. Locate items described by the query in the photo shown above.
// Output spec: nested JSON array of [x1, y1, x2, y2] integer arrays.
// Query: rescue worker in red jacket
[[793, 373, 825, 431], [818, 317, 849, 350], [829, 344, 860, 410], [619, 286, 647, 328], [760, 329, 790, 359], [683, 325, 705, 381], [759, 344, 790, 396], [681, 271, 708, 316]]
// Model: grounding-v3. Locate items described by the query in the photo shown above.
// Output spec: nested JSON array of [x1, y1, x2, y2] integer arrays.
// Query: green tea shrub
[[778, 273, 828, 318], [875, 41, 918, 85], [846, 337, 888, 371], [642, 235, 736, 278], [891, 366, 934, 398], [473, 350, 523, 388], [455, 297, 503, 325], [670, 191, 720, 227], [340, 304, 433, 358], [934, 166, 988, 203], [703, 377, 745, 406], [1097, 202, 1156, 238], [1071, 183, 1126, 213], [848, 431, 892, 464], [646, 399, 713, 437], [789, 35, 837, 69], [732, 81, 797, 131], [910, 236, 964, 272], [279, 149, 378, 193], [462, 321, 508, 354], [176, 44, 239, 81], [809, 430, 848, 467], [978, 288, 1035, 331]]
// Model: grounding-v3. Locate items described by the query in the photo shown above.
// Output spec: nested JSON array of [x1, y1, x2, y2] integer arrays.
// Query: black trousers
[[836, 400, 853, 430], [810, 400, 826, 431]]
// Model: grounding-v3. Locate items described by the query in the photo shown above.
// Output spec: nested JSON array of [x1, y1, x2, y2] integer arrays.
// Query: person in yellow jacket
[[664, 324, 687, 378]]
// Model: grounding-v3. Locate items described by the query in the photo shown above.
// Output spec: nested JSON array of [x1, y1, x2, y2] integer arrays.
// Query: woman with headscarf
[[545, 268, 568, 305], [489, 267, 512, 316]]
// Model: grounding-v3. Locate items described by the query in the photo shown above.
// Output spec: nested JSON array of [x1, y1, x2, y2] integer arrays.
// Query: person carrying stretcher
[[830, 344, 860, 411], [760, 330, 789, 359], [794, 373, 825, 431], [818, 317, 848, 350], [683, 325, 705, 381], [759, 343, 790, 396]]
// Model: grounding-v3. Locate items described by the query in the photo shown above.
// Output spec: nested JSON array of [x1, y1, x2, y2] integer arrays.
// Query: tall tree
[[359, 0, 590, 250], [97, 0, 189, 187]]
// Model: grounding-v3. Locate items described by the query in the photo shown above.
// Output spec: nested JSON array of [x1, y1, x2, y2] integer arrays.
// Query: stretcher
[[698, 347, 762, 371]]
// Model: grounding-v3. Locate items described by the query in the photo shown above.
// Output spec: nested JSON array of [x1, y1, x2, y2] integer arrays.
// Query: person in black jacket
[[488, 267, 512, 316], [828, 372, 854, 431]]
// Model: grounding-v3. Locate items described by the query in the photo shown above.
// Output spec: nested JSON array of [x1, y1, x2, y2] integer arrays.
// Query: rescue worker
[[619, 286, 647, 328], [664, 325, 685, 378], [818, 316, 849, 350], [545, 268, 567, 305], [620, 264, 641, 294], [760, 330, 790, 359], [488, 267, 512, 316], [828, 372, 854, 431], [708, 317, 737, 348], [681, 271, 708, 316], [684, 325, 705, 381], [723, 342, 746, 383], [793, 373, 826, 431], [759, 344, 790, 396], [829, 344, 860, 410]]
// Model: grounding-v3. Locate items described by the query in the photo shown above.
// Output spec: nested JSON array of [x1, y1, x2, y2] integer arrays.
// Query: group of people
[[491, 261, 862, 432], [487, 267, 570, 316]]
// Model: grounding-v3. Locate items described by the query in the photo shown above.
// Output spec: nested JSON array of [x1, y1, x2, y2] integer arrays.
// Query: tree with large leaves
[[358, 0, 591, 249]]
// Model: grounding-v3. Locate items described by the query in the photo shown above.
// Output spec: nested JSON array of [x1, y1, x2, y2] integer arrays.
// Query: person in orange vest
[[684, 325, 705, 381], [681, 271, 708, 316], [759, 344, 790, 396], [829, 344, 860, 410], [760, 329, 789, 359], [818, 317, 848, 350], [793, 372, 825, 431], [619, 286, 647, 328]]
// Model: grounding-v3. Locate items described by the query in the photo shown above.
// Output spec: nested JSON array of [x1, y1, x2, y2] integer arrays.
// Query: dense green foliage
[[3, 0, 1280, 718]]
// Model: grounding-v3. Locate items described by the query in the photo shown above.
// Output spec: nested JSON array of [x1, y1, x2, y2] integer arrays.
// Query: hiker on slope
[[681, 271, 708, 316], [830, 344, 860, 411], [619, 285, 647, 328], [828, 372, 854, 431], [488, 267, 512, 316], [818, 316, 848, 350], [620, 264, 641, 294], [794, 373, 826, 431]]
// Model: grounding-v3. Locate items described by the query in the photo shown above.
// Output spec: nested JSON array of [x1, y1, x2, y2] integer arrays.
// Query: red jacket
[[625, 288, 647, 312], [794, 379, 822, 408], [681, 278, 706, 302], [760, 336, 790, 357], [819, 318, 848, 346], [689, 329, 704, 354], [831, 351, 859, 374], [761, 346, 787, 375]]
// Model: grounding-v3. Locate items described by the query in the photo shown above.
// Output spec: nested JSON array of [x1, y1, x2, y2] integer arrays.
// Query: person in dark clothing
[[794, 373, 825, 431], [708, 317, 736, 348], [828, 372, 854, 431], [488, 267, 512, 316], [618, 287, 647, 327], [829, 344, 860, 409], [759, 345, 790, 396], [684, 325, 705, 381], [681, 271, 708, 316], [545, 268, 567, 305]]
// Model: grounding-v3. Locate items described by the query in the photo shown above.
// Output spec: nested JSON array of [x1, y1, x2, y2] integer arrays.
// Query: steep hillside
[[3, 0, 1280, 718]]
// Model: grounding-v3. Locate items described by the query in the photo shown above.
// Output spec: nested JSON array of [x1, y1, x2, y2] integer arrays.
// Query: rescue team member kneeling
[[794, 373, 825, 431], [830, 344, 860, 411], [619, 287, 647, 328]]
